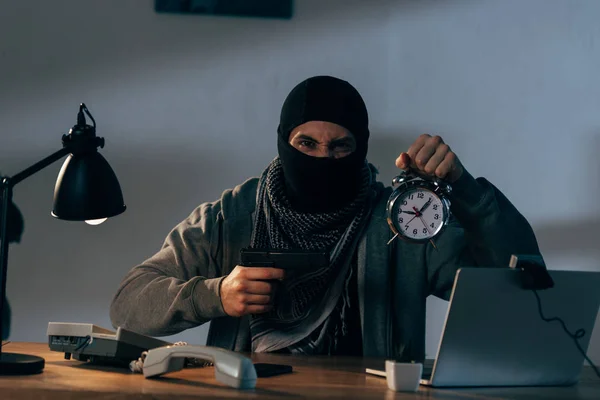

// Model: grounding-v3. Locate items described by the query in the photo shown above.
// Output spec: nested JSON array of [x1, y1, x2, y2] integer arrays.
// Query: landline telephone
[[47, 322, 257, 390], [140, 344, 257, 389]]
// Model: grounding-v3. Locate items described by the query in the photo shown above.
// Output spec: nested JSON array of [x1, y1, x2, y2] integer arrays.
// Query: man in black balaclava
[[276, 75, 370, 213], [110, 75, 542, 360], [246, 76, 378, 354]]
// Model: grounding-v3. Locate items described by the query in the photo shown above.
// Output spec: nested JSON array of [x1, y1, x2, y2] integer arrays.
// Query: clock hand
[[419, 216, 433, 235], [400, 209, 416, 215], [391, 211, 420, 245], [418, 216, 438, 251], [405, 214, 419, 227], [402, 208, 426, 235], [419, 197, 433, 213], [392, 213, 419, 245]]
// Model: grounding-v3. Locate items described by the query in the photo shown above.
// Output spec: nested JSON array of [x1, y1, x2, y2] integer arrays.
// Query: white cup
[[385, 360, 423, 392]]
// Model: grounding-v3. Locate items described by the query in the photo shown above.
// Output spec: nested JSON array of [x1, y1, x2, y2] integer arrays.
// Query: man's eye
[[333, 143, 354, 152], [299, 140, 317, 148]]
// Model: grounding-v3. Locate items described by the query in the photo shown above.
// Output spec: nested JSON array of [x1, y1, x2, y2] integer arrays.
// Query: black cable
[[74, 335, 91, 353], [532, 289, 600, 379], [81, 103, 96, 128]]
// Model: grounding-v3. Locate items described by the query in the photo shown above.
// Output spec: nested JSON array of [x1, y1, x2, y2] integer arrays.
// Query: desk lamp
[[0, 103, 126, 375]]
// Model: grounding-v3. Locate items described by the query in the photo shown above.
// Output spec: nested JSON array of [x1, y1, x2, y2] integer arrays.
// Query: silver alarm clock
[[386, 169, 452, 246]]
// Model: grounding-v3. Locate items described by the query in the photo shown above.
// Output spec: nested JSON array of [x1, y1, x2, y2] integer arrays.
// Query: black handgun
[[239, 248, 329, 271]]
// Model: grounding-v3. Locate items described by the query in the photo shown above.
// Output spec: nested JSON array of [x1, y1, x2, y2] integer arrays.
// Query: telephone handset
[[142, 344, 257, 389]]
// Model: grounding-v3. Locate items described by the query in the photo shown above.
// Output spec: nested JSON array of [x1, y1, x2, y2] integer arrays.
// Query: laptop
[[372, 267, 600, 387]]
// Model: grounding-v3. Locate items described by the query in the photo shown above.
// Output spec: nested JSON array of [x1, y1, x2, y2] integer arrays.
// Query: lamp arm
[[5, 147, 71, 189], [1, 183, 13, 345], [0, 145, 69, 348]]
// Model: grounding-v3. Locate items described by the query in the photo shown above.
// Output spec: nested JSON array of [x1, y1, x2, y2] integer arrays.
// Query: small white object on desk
[[366, 360, 422, 392], [385, 360, 422, 392]]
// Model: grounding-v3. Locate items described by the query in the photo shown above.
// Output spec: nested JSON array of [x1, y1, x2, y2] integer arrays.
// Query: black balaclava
[[277, 76, 370, 213]]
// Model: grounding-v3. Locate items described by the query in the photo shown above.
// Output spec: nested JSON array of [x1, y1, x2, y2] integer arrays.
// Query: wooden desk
[[0, 342, 598, 399]]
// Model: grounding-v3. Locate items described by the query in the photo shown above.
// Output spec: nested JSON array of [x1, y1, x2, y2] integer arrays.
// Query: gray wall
[[1, 0, 598, 363]]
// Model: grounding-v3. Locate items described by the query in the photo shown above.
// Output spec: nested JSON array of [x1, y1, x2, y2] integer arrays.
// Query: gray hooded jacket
[[110, 169, 540, 360]]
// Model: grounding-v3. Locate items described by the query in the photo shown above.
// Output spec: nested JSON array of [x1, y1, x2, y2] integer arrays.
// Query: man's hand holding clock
[[387, 134, 462, 245], [395, 134, 464, 183]]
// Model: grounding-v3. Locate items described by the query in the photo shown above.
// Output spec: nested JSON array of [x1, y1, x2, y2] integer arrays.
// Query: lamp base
[[0, 352, 45, 375]]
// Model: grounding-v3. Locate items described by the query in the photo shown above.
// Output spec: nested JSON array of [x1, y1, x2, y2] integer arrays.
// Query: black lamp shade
[[52, 152, 126, 221]]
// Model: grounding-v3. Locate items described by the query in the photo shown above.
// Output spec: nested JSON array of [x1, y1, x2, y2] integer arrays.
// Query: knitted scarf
[[249, 157, 377, 353]]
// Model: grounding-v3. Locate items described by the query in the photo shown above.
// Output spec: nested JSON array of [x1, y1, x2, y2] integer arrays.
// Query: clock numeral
[[433, 204, 438, 210], [405, 224, 410, 230], [403, 200, 408, 206], [413, 229, 418, 235], [417, 192, 424, 199], [422, 228, 428, 234], [434, 214, 440, 220], [430, 223, 435, 228], [408, 194, 414, 200], [399, 217, 404, 224]]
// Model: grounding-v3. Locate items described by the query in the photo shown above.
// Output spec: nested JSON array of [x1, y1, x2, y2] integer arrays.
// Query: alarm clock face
[[392, 187, 447, 241]]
